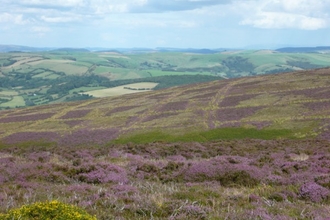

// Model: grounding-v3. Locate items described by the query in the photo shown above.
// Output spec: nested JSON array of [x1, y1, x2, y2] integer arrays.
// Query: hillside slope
[[1, 68, 330, 145], [1, 68, 330, 219], [1, 50, 330, 111]]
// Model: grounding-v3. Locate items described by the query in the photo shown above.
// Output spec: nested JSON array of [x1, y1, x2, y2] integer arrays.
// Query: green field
[[83, 82, 158, 97], [0, 96, 25, 108]]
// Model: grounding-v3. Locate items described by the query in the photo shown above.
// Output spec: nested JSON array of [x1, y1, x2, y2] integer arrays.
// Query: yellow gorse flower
[[0, 200, 97, 220]]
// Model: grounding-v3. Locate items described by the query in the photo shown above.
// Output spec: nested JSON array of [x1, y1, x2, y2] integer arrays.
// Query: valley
[[1, 49, 330, 110]]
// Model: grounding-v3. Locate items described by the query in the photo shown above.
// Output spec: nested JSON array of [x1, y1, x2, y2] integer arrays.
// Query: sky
[[1, 0, 330, 49]]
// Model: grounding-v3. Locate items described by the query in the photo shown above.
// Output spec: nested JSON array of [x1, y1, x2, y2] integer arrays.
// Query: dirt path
[[206, 79, 243, 129]]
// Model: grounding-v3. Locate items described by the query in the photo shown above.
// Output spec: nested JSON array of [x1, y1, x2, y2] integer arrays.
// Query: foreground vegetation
[[1, 139, 330, 219], [0, 200, 96, 220]]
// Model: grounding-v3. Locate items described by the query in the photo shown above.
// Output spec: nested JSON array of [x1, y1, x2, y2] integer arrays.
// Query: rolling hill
[[1, 67, 330, 146], [1, 49, 330, 110], [1, 68, 330, 219]]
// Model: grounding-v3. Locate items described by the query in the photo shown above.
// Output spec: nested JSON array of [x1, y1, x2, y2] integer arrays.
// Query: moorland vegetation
[[0, 66, 330, 219]]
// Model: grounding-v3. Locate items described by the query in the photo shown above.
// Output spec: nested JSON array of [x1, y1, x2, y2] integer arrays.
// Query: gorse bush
[[0, 200, 97, 220]]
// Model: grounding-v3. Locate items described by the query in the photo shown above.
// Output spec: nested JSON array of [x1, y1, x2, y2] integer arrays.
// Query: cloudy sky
[[1, 0, 330, 49]]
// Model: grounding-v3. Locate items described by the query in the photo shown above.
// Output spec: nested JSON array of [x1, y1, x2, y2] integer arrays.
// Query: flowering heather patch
[[141, 112, 179, 123], [64, 120, 84, 127], [124, 116, 140, 126], [181, 156, 264, 186], [59, 109, 91, 119], [156, 101, 188, 112], [224, 80, 266, 95], [105, 105, 139, 116], [59, 128, 119, 146], [304, 100, 330, 111], [146, 92, 173, 100], [203, 83, 231, 91], [319, 127, 330, 141], [0, 112, 54, 123], [1, 139, 330, 218], [220, 94, 259, 107], [79, 163, 129, 184], [299, 182, 330, 203], [290, 87, 330, 99], [2, 131, 59, 144], [216, 106, 263, 122]]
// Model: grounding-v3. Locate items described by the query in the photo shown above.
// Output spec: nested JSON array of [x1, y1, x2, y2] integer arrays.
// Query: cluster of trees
[[47, 75, 109, 94], [286, 61, 321, 69], [65, 94, 93, 102], [0, 59, 16, 67], [96, 74, 221, 90], [222, 56, 255, 74], [139, 61, 177, 71]]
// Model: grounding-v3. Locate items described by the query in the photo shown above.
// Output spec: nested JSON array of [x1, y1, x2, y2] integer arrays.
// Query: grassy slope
[[0, 67, 329, 145]]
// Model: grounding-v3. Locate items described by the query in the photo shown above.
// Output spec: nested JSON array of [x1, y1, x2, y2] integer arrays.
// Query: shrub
[[299, 182, 330, 203], [217, 170, 259, 187], [0, 200, 97, 220]]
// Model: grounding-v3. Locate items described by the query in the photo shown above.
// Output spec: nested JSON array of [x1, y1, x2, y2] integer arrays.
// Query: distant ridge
[[51, 48, 90, 52], [0, 45, 55, 52], [2, 44, 330, 54], [276, 46, 330, 53], [0, 44, 227, 53]]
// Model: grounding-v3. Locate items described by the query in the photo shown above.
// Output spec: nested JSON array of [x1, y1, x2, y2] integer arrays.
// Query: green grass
[[148, 69, 212, 77], [112, 127, 295, 144], [0, 96, 25, 108]]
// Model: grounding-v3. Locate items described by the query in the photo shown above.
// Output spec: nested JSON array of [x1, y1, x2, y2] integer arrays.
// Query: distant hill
[[0, 44, 227, 53], [1, 49, 330, 110], [51, 48, 90, 53], [0, 45, 54, 52], [276, 46, 330, 53]]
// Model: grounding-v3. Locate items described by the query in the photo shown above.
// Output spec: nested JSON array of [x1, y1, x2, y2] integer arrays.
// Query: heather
[[1, 139, 330, 219], [0, 68, 330, 219]]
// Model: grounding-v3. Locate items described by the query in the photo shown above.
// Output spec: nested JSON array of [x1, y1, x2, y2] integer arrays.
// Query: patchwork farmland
[[1, 49, 330, 110]]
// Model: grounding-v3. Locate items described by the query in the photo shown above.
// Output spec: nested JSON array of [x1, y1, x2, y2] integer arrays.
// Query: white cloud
[[19, 0, 86, 7], [236, 0, 330, 30], [0, 13, 27, 25], [41, 15, 80, 23], [31, 26, 51, 33], [241, 12, 327, 30]]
